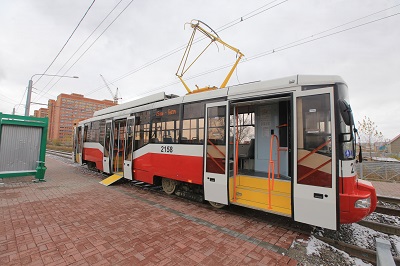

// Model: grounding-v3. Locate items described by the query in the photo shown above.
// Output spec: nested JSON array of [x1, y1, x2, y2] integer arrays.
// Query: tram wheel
[[209, 201, 225, 209], [162, 178, 177, 195]]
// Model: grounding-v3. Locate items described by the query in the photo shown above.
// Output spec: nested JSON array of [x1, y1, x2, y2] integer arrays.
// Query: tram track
[[46, 149, 72, 159], [359, 195, 400, 236]]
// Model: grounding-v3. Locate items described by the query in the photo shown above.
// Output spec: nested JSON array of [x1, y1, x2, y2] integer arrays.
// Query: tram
[[73, 75, 377, 230]]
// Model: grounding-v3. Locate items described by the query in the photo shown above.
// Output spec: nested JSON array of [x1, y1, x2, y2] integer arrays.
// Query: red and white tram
[[73, 75, 377, 230]]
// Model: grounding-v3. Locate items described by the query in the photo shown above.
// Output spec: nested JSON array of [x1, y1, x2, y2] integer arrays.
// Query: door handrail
[[206, 152, 225, 173], [298, 159, 332, 182], [298, 139, 331, 163], [207, 139, 226, 157], [268, 134, 280, 209]]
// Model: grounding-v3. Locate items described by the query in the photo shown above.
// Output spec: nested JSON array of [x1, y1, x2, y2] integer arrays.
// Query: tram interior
[[229, 98, 292, 215]]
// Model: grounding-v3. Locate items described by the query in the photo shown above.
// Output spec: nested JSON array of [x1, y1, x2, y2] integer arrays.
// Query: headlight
[[354, 197, 371, 209]]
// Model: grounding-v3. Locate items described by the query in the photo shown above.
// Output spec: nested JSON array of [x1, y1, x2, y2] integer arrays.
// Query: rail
[[46, 149, 72, 159]]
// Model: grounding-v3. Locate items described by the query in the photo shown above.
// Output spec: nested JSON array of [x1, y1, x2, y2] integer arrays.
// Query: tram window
[[181, 118, 204, 144], [83, 125, 88, 142], [99, 120, 106, 146], [300, 94, 331, 154], [86, 121, 100, 143], [125, 119, 134, 161], [207, 106, 226, 145], [297, 93, 332, 188], [135, 111, 150, 150], [104, 123, 112, 157]]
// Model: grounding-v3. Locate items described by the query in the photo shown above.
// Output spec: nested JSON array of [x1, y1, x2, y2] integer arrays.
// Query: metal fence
[[356, 161, 400, 182]]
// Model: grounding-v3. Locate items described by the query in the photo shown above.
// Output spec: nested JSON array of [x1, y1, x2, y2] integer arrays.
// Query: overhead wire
[[10, 88, 28, 114], [132, 10, 400, 98], [84, 0, 289, 96], [34, 0, 136, 103], [33, 0, 125, 102], [33, 0, 96, 87]]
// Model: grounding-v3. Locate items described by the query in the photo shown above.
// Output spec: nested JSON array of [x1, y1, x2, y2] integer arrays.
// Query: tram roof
[[83, 75, 344, 124]]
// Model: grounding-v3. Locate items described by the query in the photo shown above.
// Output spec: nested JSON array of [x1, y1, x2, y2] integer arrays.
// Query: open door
[[73, 126, 83, 164], [124, 117, 135, 180], [204, 101, 229, 206], [293, 88, 338, 230], [112, 119, 126, 174], [103, 120, 113, 174]]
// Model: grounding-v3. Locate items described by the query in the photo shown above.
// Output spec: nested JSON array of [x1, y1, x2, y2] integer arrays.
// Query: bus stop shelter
[[0, 113, 48, 181]]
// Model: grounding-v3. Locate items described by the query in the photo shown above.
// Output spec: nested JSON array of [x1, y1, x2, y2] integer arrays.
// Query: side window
[[86, 121, 100, 142], [83, 125, 89, 142], [182, 102, 205, 144], [134, 111, 150, 150], [99, 120, 106, 146]]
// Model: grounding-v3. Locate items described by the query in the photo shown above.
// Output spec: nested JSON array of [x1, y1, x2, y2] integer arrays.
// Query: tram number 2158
[[161, 146, 173, 153]]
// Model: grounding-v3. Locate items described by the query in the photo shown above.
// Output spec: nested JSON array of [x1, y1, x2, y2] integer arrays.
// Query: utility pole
[[25, 74, 79, 116]]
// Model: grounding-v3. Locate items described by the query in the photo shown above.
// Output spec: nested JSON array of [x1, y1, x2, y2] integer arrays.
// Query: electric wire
[[84, 0, 288, 96], [34, 0, 136, 102], [33, 0, 96, 86], [33, 0, 124, 102], [132, 11, 400, 98], [11, 87, 27, 114]]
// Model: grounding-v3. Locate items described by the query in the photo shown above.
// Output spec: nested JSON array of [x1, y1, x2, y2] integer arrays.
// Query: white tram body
[[73, 75, 377, 230]]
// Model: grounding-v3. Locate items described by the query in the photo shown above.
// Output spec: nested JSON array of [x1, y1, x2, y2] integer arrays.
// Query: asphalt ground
[[0, 157, 302, 265]]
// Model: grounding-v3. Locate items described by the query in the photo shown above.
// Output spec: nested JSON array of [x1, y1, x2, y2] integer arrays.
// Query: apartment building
[[47, 93, 115, 145], [33, 108, 49, 118]]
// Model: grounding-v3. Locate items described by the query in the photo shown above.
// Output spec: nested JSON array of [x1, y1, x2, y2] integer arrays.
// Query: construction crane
[[100, 74, 121, 104], [176, 19, 244, 94]]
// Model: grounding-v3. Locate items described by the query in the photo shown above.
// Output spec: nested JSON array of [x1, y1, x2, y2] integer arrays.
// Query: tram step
[[235, 175, 290, 194], [232, 185, 291, 215], [100, 172, 124, 186]]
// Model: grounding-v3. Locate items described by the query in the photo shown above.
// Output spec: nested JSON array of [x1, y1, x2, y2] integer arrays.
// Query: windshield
[[336, 84, 355, 160]]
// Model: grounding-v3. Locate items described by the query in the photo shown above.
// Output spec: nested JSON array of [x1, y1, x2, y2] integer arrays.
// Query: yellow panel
[[229, 175, 292, 216], [100, 172, 124, 186], [235, 198, 291, 216], [237, 175, 291, 194], [235, 188, 291, 208]]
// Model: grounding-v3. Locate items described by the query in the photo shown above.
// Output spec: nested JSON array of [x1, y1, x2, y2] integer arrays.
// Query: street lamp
[[25, 74, 79, 116]]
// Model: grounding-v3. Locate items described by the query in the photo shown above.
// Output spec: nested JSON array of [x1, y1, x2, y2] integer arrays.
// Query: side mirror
[[338, 100, 353, 126]]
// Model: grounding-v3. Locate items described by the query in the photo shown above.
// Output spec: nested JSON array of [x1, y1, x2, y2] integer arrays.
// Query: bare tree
[[357, 116, 384, 159], [230, 113, 255, 144]]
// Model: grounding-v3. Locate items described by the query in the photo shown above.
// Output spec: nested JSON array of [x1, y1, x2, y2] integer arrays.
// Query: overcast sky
[[0, 0, 399, 139]]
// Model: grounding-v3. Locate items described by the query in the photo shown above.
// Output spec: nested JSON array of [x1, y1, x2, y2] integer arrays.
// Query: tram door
[[293, 88, 338, 230], [74, 126, 83, 164], [203, 101, 229, 205], [113, 119, 126, 174], [123, 117, 135, 180], [103, 120, 113, 173]]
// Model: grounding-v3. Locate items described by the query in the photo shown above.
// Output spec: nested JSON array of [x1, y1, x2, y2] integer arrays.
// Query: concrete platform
[[0, 157, 301, 265]]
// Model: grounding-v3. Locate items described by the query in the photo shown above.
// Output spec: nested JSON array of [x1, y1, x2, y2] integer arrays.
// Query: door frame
[[203, 101, 229, 205], [293, 87, 338, 230], [73, 126, 83, 164], [103, 120, 113, 174], [124, 116, 135, 180]]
